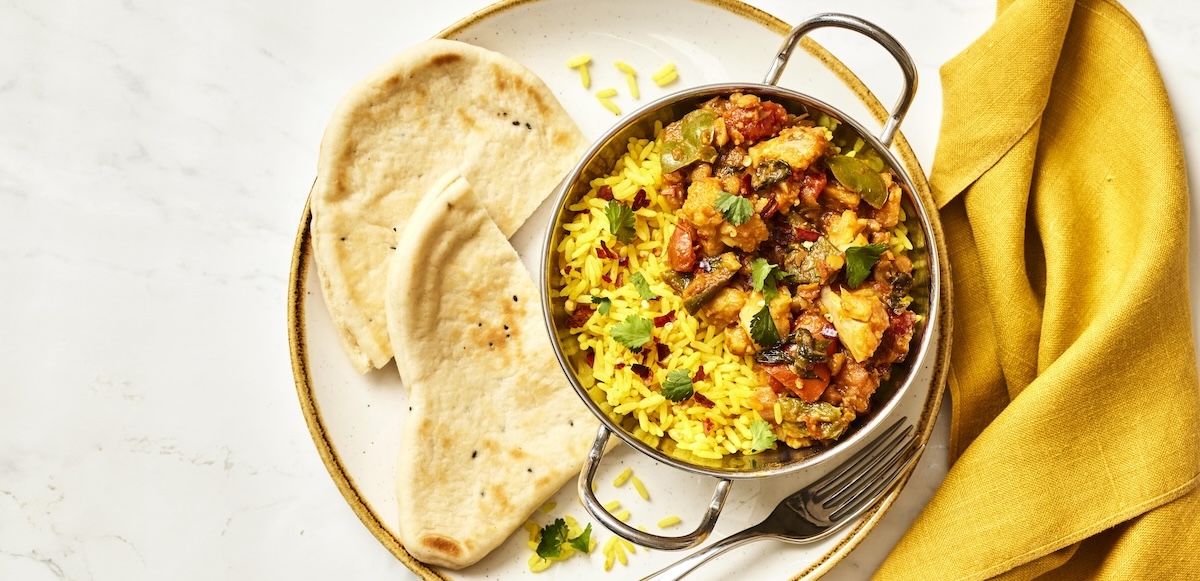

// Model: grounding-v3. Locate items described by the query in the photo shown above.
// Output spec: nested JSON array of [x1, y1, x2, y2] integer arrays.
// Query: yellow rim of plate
[[286, 1, 954, 579]]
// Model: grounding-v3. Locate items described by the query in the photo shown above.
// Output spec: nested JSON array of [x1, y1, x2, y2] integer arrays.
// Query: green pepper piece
[[681, 252, 740, 314], [827, 155, 888, 209], [660, 269, 692, 294], [660, 110, 719, 173]]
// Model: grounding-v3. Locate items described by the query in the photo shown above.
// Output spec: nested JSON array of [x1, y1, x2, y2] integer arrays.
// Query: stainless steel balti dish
[[539, 13, 940, 550]]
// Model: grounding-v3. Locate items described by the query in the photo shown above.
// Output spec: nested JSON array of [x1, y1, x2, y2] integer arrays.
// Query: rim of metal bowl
[[540, 83, 941, 480]]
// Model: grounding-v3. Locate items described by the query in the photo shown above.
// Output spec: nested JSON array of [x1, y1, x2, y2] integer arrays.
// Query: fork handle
[[638, 527, 772, 581]]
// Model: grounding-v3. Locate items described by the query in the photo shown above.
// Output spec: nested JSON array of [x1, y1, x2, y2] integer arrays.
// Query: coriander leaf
[[749, 304, 780, 348], [844, 243, 888, 288], [590, 295, 612, 316], [611, 314, 653, 351], [604, 200, 636, 244], [749, 419, 777, 452], [536, 518, 569, 559], [630, 272, 656, 300], [568, 524, 592, 553], [714, 192, 753, 226], [661, 369, 694, 402], [750, 258, 787, 301]]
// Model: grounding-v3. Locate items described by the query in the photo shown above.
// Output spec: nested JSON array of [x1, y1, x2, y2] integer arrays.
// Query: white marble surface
[[1, 0, 1196, 579]]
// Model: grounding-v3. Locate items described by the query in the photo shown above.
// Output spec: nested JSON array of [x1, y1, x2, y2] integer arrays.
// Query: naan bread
[[311, 39, 585, 373], [386, 173, 598, 569]]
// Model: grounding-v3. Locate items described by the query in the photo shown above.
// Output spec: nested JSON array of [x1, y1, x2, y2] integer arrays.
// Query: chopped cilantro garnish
[[661, 369, 694, 402], [749, 419, 777, 452], [536, 518, 570, 559], [749, 304, 780, 347], [604, 200, 636, 244], [568, 524, 592, 553], [611, 314, 653, 351], [714, 192, 753, 226], [630, 272, 656, 300], [844, 243, 888, 288], [750, 258, 788, 301], [590, 295, 612, 316]]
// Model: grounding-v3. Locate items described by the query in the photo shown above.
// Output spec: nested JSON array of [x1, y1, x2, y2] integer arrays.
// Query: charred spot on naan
[[489, 62, 551, 118], [430, 52, 465, 67], [419, 534, 465, 559]]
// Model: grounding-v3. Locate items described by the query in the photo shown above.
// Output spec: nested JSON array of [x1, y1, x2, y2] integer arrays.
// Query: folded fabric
[[875, 0, 1200, 579]]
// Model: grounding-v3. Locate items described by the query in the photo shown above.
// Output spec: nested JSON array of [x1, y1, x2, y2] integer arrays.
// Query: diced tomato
[[798, 170, 826, 208], [666, 221, 697, 271], [762, 362, 831, 403], [796, 363, 831, 403], [761, 363, 800, 394]]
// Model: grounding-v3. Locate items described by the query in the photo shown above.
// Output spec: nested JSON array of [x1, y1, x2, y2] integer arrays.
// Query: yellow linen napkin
[[874, 0, 1200, 579]]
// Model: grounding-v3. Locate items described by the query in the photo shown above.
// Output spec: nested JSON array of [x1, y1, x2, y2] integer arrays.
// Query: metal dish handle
[[764, 12, 918, 147], [578, 425, 733, 551]]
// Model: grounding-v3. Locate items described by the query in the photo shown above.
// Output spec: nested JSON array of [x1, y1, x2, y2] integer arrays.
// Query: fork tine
[[818, 423, 914, 508], [827, 438, 917, 521], [809, 417, 908, 499]]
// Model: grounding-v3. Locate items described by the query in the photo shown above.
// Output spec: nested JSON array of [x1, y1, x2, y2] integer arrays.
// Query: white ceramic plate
[[287, 0, 951, 579]]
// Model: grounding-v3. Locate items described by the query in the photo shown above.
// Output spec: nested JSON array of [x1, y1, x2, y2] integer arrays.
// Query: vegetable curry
[[652, 93, 918, 449]]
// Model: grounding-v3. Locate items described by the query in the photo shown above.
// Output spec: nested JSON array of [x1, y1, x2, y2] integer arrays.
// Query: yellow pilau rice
[[556, 127, 769, 459]]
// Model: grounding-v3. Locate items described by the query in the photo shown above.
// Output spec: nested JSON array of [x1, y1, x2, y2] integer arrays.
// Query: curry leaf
[[827, 155, 887, 209]]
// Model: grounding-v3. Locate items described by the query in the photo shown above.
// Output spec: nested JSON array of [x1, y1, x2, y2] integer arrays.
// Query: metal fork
[[639, 417, 920, 581]]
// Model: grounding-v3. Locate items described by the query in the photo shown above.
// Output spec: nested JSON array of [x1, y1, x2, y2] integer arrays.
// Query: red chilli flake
[[585, 348, 596, 367], [631, 364, 651, 379], [631, 189, 649, 210], [796, 228, 821, 242], [615, 362, 626, 370], [653, 310, 676, 327], [761, 196, 779, 220], [601, 274, 612, 283], [597, 185, 614, 201], [614, 273, 624, 287], [618, 255, 628, 266], [692, 392, 716, 408], [655, 343, 671, 361], [703, 418, 716, 435], [599, 240, 618, 259], [740, 173, 753, 196], [563, 265, 573, 274], [693, 366, 707, 382]]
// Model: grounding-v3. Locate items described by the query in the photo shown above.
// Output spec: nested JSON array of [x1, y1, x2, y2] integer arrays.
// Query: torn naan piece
[[386, 174, 598, 569], [311, 39, 585, 373]]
